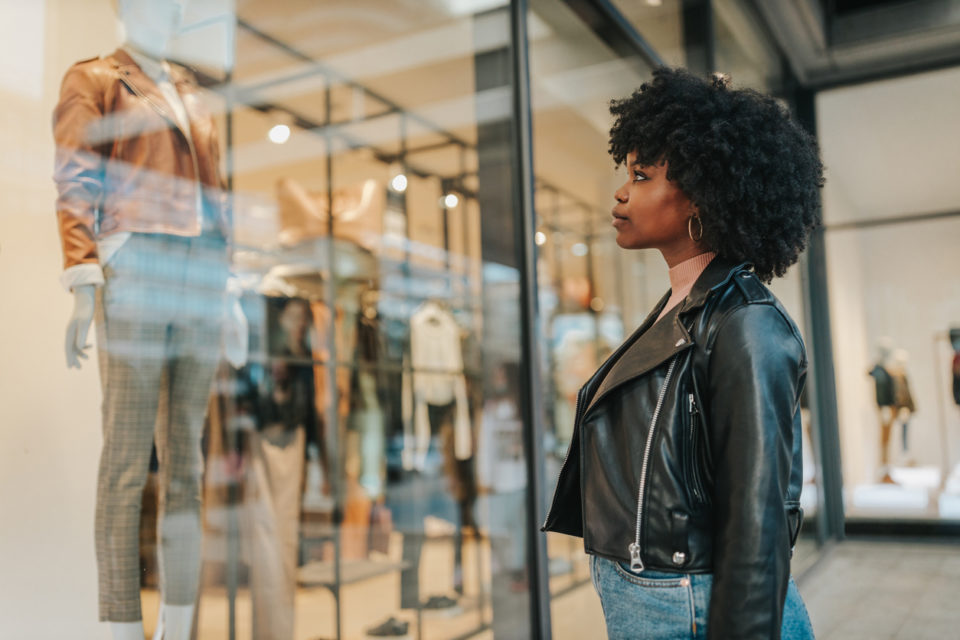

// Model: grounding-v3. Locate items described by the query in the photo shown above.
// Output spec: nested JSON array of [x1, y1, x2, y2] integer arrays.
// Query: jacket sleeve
[[705, 303, 806, 640], [53, 63, 107, 270]]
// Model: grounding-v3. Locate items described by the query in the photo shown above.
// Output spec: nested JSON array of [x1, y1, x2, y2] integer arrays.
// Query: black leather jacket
[[543, 258, 807, 640]]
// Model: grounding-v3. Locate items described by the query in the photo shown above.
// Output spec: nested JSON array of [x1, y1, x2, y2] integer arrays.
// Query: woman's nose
[[614, 187, 628, 204]]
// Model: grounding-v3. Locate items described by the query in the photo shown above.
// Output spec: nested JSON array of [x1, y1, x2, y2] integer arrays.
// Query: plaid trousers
[[94, 233, 227, 622]]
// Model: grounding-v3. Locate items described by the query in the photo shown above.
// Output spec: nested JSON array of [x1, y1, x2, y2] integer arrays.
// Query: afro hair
[[608, 67, 824, 282]]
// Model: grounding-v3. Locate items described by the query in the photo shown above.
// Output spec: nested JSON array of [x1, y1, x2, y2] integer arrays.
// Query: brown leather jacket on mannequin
[[53, 48, 229, 270]]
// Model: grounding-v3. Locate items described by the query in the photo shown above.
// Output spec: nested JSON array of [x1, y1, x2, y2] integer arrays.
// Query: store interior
[[818, 64, 960, 522], [5, 1, 939, 638]]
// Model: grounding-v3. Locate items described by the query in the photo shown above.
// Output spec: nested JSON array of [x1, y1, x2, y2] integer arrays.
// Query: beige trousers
[[242, 426, 305, 640]]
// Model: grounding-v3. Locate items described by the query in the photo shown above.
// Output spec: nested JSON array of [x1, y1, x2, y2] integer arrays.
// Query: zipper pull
[[688, 393, 697, 415], [628, 543, 644, 572]]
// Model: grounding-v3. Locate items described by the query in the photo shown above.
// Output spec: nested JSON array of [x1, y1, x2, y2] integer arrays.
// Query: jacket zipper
[[629, 356, 678, 572], [542, 386, 585, 529], [120, 74, 204, 232], [688, 393, 705, 505]]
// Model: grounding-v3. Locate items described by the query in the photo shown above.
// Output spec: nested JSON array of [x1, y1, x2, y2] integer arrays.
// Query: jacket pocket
[[786, 500, 804, 551], [683, 392, 709, 507]]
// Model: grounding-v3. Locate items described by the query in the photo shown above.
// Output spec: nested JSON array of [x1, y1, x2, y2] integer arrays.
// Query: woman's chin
[[614, 233, 642, 250]]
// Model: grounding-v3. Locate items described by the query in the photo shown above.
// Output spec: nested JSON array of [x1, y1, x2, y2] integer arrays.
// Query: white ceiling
[[816, 64, 960, 225]]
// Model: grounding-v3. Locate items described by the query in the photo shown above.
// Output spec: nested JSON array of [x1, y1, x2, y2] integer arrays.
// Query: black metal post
[[509, 1, 553, 638], [794, 87, 846, 541]]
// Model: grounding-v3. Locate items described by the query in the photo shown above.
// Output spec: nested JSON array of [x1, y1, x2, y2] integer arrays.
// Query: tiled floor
[[799, 538, 960, 640]]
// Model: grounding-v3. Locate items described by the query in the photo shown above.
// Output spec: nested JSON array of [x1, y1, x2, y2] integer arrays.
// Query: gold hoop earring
[[688, 215, 703, 242]]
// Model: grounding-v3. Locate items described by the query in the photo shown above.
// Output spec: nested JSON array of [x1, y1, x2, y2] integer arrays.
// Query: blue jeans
[[590, 555, 815, 639]]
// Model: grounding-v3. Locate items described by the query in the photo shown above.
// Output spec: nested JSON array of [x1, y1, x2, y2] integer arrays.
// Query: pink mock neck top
[[655, 252, 717, 323]]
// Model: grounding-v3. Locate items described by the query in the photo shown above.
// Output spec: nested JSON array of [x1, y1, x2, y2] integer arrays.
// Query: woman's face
[[611, 151, 694, 252]]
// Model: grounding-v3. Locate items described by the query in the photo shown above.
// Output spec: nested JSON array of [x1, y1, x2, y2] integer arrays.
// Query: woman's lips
[[612, 212, 628, 227]]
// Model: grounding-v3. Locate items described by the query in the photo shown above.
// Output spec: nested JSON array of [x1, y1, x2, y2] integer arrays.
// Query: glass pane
[[609, 0, 686, 67], [818, 66, 960, 525], [527, 0, 664, 636], [34, 1, 534, 638], [713, 0, 784, 93]]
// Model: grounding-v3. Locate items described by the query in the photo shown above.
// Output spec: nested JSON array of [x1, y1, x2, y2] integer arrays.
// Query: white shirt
[[402, 301, 473, 466]]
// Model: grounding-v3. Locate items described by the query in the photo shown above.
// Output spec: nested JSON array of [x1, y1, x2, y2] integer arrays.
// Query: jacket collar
[[109, 48, 196, 136], [581, 257, 751, 417], [678, 256, 752, 316]]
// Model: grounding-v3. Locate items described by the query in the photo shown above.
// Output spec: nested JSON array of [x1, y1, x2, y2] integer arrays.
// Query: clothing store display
[[53, 41, 231, 623], [406, 301, 472, 466]]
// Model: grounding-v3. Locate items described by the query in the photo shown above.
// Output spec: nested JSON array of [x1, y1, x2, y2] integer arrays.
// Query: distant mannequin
[[869, 339, 916, 482], [887, 348, 916, 464], [868, 338, 897, 482]]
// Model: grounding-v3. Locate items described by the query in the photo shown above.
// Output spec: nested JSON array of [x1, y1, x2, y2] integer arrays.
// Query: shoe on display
[[365, 616, 410, 638], [422, 594, 462, 617]]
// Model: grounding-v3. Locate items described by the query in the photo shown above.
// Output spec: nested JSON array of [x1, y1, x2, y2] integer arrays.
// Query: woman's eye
[[632, 171, 648, 182]]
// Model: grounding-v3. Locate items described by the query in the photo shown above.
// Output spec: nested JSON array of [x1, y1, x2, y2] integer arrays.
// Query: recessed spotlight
[[390, 174, 408, 193], [535, 231, 547, 246], [443, 193, 459, 208], [268, 124, 290, 144]]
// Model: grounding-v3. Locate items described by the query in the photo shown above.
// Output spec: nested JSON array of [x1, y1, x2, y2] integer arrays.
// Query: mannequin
[[887, 348, 916, 464], [53, 1, 236, 638], [868, 338, 897, 483]]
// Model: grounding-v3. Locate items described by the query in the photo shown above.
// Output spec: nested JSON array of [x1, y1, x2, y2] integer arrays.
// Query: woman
[[542, 68, 823, 639]]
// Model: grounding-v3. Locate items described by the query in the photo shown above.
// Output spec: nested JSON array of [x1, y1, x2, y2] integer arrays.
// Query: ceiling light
[[268, 124, 290, 144], [572, 242, 588, 257], [535, 231, 547, 246], [390, 174, 408, 193], [443, 193, 459, 208]]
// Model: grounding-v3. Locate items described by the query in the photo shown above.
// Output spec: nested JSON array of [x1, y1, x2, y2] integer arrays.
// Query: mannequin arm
[[66, 284, 96, 369]]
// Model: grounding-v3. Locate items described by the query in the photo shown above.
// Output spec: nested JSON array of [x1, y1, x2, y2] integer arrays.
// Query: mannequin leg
[[154, 236, 228, 621], [111, 621, 146, 640], [152, 603, 195, 640], [879, 406, 895, 483], [95, 251, 171, 622]]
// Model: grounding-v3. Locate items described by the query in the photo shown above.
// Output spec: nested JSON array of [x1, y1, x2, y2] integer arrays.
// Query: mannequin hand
[[66, 284, 96, 369], [222, 282, 249, 368]]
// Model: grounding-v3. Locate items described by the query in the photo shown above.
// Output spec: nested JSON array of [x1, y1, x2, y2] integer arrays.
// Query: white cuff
[[60, 263, 105, 292]]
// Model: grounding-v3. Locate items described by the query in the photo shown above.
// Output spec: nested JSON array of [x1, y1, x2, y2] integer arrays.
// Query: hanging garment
[[952, 351, 960, 406], [405, 301, 472, 466], [890, 370, 916, 413], [869, 364, 895, 408]]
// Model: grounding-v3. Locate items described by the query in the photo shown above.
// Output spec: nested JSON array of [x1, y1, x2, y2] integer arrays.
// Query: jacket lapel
[[583, 305, 693, 416], [578, 290, 669, 416], [112, 49, 184, 136], [579, 257, 751, 418]]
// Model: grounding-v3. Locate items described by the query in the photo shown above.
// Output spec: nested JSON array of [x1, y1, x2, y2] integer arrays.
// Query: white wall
[[0, 2, 116, 637]]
